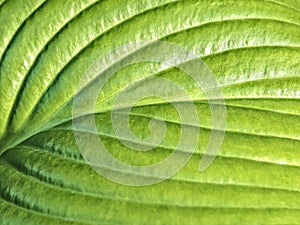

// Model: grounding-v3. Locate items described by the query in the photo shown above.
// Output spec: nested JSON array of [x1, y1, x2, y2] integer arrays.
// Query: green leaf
[[0, 0, 299, 224]]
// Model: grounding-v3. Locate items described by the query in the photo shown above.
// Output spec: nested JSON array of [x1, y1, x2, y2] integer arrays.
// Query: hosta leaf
[[0, 0, 299, 224]]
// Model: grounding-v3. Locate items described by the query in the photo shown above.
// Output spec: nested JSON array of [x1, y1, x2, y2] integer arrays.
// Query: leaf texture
[[0, 0, 299, 224]]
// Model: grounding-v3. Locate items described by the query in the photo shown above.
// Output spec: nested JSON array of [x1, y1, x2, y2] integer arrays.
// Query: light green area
[[0, 0, 299, 224]]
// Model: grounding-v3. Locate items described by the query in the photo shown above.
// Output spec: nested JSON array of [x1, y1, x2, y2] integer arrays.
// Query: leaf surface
[[0, 0, 299, 224]]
